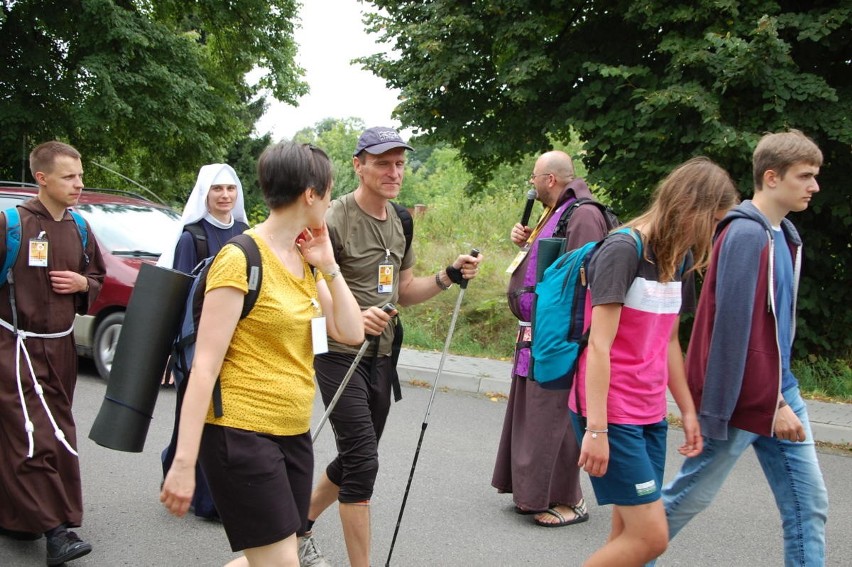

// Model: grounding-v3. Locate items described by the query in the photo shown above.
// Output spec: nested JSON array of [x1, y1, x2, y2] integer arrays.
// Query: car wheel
[[93, 312, 124, 381]]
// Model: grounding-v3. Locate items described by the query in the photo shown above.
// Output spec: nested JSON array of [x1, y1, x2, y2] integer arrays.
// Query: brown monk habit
[[0, 198, 105, 533]]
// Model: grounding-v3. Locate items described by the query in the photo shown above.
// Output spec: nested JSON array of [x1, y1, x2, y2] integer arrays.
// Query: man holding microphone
[[493, 150, 609, 528]]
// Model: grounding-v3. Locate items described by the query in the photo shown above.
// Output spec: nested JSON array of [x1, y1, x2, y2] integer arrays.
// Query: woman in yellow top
[[160, 142, 364, 567]]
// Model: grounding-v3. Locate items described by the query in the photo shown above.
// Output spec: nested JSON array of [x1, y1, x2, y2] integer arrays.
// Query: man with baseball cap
[[351, 126, 414, 156], [298, 127, 482, 567]]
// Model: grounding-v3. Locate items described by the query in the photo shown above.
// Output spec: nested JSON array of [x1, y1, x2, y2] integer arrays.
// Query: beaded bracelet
[[435, 271, 451, 291]]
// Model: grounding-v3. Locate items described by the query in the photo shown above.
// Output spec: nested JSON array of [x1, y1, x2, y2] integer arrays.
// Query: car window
[[0, 195, 28, 209], [75, 203, 180, 256]]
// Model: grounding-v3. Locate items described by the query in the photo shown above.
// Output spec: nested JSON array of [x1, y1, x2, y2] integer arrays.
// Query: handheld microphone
[[520, 189, 537, 227]]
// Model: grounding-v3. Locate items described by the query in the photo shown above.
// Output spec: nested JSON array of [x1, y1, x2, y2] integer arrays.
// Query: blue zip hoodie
[[685, 200, 801, 440]]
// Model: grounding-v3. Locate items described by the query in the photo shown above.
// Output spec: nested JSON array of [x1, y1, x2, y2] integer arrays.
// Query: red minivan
[[0, 183, 180, 380]]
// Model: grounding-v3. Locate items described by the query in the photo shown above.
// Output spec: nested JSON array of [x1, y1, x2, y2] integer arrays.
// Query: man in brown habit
[[0, 141, 105, 565]]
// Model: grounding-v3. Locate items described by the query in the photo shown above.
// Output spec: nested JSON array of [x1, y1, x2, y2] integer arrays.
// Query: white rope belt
[[0, 317, 78, 459]]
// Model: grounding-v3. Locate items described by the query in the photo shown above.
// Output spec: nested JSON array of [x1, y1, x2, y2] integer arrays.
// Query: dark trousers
[[315, 351, 393, 502]]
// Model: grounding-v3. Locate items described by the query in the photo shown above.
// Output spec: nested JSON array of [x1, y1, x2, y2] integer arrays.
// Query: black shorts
[[315, 351, 393, 502], [199, 424, 313, 551]]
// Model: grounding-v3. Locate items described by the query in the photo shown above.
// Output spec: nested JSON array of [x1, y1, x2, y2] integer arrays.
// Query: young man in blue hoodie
[[657, 130, 829, 566]]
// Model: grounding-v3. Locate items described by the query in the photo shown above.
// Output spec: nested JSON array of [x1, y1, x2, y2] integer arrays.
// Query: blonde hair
[[627, 157, 739, 281]]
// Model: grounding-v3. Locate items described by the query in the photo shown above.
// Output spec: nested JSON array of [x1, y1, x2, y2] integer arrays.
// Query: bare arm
[[578, 303, 620, 478], [300, 223, 365, 345], [160, 286, 242, 517], [396, 252, 484, 306], [316, 275, 365, 345], [666, 317, 703, 457]]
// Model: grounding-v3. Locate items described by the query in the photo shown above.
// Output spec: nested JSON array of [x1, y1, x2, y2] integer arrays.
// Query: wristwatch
[[323, 268, 341, 283]]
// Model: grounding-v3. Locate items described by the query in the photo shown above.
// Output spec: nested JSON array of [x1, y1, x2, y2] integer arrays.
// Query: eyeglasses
[[529, 172, 552, 181]]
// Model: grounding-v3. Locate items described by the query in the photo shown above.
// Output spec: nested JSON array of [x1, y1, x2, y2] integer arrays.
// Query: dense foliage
[[0, 0, 304, 199], [360, 0, 851, 357]]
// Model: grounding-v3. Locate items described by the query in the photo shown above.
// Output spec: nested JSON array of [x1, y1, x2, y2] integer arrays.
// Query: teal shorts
[[570, 412, 668, 506]]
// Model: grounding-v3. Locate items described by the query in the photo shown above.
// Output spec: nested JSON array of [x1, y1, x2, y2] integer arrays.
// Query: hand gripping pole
[[312, 303, 396, 443]]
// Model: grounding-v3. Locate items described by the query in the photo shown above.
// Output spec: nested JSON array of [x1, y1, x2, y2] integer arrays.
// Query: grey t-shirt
[[587, 231, 696, 312]]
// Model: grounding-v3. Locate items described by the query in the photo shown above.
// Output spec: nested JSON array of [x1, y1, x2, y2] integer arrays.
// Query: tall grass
[[401, 189, 541, 361], [793, 356, 852, 402]]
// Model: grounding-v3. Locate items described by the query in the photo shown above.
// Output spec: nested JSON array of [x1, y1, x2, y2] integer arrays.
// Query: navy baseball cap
[[353, 127, 414, 157]]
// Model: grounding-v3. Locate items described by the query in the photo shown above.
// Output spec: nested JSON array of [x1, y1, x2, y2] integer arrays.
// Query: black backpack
[[161, 233, 262, 484], [553, 198, 620, 237], [171, 233, 263, 417], [183, 220, 250, 264], [327, 200, 412, 403]]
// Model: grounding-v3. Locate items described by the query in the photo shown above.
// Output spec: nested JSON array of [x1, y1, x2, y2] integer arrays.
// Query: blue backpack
[[1, 206, 89, 286], [530, 228, 641, 390]]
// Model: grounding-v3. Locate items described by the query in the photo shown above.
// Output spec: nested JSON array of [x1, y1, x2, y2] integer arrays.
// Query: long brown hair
[[626, 157, 739, 281]]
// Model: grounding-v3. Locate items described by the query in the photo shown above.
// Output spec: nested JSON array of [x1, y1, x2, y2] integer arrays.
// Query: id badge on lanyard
[[378, 248, 394, 294], [29, 231, 49, 267], [505, 246, 529, 275], [310, 298, 329, 355]]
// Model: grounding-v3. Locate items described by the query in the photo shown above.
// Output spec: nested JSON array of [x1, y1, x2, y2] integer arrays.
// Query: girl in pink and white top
[[569, 157, 738, 567]]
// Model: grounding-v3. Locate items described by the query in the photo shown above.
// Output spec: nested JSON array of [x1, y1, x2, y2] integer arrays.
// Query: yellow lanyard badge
[[28, 231, 49, 268]]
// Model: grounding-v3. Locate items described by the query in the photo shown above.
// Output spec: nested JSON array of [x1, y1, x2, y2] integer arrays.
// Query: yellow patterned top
[[203, 229, 320, 435]]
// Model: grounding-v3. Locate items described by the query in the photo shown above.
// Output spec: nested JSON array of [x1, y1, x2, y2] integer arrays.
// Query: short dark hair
[[29, 141, 81, 178], [257, 142, 333, 210]]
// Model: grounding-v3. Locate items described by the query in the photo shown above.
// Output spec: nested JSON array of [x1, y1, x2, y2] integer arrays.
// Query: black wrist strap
[[446, 265, 464, 285]]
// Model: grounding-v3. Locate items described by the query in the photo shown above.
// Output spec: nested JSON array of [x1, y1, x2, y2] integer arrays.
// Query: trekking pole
[[312, 303, 396, 443], [385, 249, 479, 567]]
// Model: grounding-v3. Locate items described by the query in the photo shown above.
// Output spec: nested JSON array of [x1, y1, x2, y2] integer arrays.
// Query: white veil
[[156, 163, 249, 268]]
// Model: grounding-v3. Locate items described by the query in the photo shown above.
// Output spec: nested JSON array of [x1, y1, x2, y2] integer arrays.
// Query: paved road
[[397, 348, 852, 445], [1, 360, 850, 566]]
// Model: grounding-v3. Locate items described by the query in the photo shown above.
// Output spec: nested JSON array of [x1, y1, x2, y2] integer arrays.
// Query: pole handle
[[311, 303, 396, 444], [459, 248, 480, 289]]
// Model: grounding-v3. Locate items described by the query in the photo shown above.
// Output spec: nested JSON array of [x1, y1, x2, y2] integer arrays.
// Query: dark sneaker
[[0, 525, 42, 541], [46, 531, 92, 566]]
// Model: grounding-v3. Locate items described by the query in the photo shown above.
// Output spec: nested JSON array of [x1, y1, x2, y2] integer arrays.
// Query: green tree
[[224, 102, 273, 224], [403, 143, 471, 206], [0, 0, 306, 194], [361, 0, 851, 357], [294, 117, 367, 196]]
